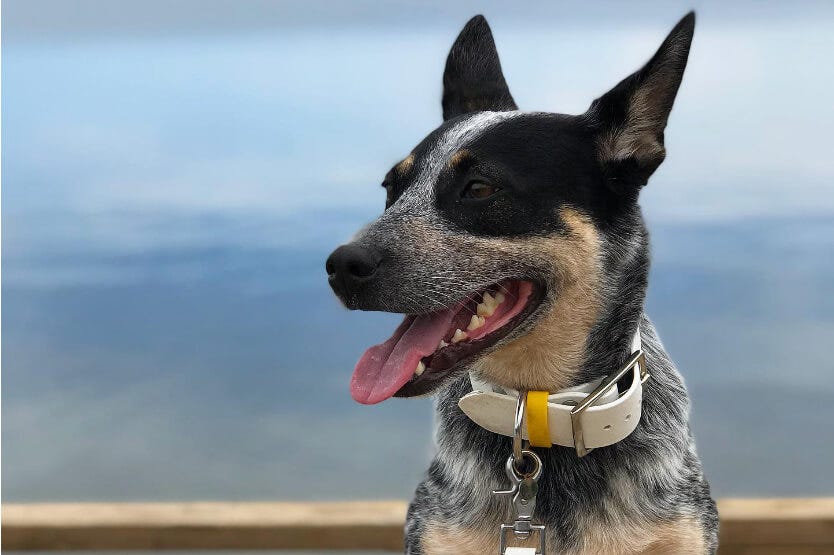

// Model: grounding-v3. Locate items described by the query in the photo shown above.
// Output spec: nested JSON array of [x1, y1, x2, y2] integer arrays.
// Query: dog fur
[[327, 12, 718, 554]]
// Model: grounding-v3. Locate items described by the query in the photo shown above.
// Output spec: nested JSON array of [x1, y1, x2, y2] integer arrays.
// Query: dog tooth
[[438, 340, 449, 349], [477, 301, 496, 318], [452, 329, 468, 343], [467, 314, 485, 331], [494, 291, 506, 305], [483, 292, 496, 307], [414, 361, 425, 376]]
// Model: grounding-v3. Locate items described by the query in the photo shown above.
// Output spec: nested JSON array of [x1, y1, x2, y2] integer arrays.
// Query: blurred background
[[3, 0, 834, 508]]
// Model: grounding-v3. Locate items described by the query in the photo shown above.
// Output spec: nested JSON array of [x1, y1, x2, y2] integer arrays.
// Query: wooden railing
[[3, 499, 834, 553]]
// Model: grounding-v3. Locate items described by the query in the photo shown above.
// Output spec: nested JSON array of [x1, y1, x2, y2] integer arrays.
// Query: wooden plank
[[2, 501, 407, 551], [718, 498, 834, 547], [2, 498, 833, 551], [718, 499, 834, 555]]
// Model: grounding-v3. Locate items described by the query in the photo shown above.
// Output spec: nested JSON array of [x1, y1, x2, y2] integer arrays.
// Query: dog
[[326, 12, 718, 555]]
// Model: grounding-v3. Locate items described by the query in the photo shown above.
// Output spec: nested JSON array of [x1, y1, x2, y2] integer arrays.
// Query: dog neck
[[468, 328, 642, 395], [433, 313, 693, 502], [576, 225, 650, 385]]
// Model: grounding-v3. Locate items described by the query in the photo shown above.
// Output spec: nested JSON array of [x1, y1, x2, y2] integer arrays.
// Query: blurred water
[[3, 8, 834, 502]]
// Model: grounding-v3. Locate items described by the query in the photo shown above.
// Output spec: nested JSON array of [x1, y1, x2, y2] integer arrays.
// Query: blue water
[[4, 5, 834, 502]]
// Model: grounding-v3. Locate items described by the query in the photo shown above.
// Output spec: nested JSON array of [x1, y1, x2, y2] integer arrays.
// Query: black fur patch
[[432, 114, 628, 237]]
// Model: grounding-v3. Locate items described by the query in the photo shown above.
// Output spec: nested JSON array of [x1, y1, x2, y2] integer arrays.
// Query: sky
[[3, 0, 834, 503]]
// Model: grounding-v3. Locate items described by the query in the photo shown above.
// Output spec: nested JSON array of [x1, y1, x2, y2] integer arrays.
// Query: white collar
[[458, 330, 648, 456]]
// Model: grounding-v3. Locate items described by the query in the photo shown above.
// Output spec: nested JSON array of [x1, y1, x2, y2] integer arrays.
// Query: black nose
[[326, 244, 382, 299]]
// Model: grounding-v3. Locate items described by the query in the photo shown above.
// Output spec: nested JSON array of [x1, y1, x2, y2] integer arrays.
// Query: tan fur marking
[[473, 207, 602, 391], [448, 149, 473, 168], [396, 153, 415, 175], [421, 516, 705, 555], [579, 516, 706, 555]]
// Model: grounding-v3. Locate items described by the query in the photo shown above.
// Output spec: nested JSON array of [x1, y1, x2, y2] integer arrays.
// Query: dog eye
[[462, 181, 499, 200]]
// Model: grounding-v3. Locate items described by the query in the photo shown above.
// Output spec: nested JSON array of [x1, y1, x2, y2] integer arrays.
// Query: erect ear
[[442, 15, 517, 121], [588, 12, 695, 189]]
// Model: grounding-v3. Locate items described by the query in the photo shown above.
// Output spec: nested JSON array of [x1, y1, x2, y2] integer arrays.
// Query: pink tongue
[[351, 308, 458, 404]]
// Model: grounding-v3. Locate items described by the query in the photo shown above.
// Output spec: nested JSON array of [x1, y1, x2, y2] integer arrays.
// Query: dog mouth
[[350, 280, 544, 404]]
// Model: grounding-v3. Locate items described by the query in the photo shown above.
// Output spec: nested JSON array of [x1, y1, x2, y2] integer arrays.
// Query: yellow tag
[[526, 390, 551, 448]]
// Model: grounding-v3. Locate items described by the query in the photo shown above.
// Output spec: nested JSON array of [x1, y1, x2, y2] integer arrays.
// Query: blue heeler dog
[[327, 12, 718, 554]]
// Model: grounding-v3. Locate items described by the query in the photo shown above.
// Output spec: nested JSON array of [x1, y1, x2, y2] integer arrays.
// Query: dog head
[[327, 14, 695, 404]]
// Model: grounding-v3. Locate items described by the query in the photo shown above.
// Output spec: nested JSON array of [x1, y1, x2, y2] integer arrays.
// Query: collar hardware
[[492, 393, 546, 555], [570, 349, 648, 457]]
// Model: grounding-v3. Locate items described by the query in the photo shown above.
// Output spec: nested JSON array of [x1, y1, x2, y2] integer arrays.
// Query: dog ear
[[588, 12, 695, 190], [442, 15, 517, 121]]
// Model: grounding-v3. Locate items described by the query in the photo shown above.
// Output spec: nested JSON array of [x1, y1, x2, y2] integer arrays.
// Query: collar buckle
[[570, 349, 648, 457]]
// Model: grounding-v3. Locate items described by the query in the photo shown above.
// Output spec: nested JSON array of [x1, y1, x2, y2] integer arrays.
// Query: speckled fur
[[406, 317, 718, 554]]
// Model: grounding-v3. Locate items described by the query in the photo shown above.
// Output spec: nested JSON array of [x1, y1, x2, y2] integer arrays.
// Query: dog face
[[327, 14, 694, 404]]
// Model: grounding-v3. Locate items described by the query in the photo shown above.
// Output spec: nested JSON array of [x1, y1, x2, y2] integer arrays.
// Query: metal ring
[[513, 391, 527, 462], [511, 449, 542, 480]]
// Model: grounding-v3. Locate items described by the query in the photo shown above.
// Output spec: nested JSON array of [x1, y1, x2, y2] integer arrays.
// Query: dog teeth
[[477, 294, 496, 317], [451, 329, 468, 343], [414, 361, 425, 376], [438, 340, 449, 349], [477, 291, 506, 318], [467, 314, 486, 331]]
